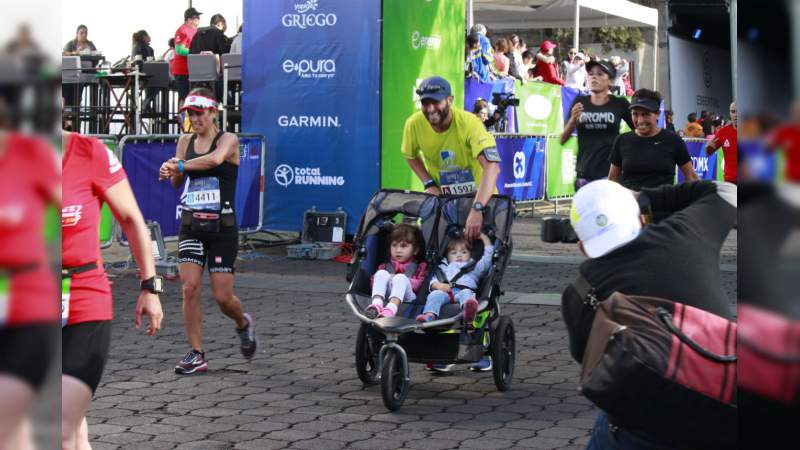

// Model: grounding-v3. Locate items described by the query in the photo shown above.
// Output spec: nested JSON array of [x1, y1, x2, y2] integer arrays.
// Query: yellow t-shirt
[[401, 108, 497, 194]]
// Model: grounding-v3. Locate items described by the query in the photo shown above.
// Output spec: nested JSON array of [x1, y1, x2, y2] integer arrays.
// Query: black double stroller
[[345, 190, 516, 411]]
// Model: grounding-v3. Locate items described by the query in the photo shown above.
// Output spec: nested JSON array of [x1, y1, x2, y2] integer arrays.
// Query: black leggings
[[62, 321, 111, 393], [0, 324, 58, 390]]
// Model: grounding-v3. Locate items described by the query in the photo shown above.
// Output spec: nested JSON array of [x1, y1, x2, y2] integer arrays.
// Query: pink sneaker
[[462, 298, 479, 324], [365, 304, 382, 319], [379, 307, 396, 318]]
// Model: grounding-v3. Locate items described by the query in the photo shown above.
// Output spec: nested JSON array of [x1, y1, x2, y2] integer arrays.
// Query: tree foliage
[[596, 26, 645, 52]]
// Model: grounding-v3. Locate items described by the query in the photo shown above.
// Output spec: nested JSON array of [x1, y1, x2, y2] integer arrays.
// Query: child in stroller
[[418, 232, 494, 324], [365, 224, 428, 319]]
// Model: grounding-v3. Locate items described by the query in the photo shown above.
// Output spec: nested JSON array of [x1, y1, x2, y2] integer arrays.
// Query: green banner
[[380, 0, 465, 190], [98, 138, 117, 246], [545, 135, 577, 198], [515, 81, 563, 136]]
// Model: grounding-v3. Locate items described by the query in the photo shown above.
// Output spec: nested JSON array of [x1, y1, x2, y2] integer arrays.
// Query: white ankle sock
[[386, 303, 398, 313], [371, 297, 384, 306]]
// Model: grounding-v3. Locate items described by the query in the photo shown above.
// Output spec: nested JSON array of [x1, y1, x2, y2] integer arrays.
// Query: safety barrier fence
[[90, 134, 265, 245]]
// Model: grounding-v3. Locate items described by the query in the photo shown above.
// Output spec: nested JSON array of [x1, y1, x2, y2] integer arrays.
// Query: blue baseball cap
[[416, 76, 452, 101]]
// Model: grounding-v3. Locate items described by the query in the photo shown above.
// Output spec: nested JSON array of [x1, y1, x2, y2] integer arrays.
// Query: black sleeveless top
[[183, 131, 238, 213]]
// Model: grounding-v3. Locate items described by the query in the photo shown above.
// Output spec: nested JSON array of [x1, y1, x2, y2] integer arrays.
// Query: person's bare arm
[[608, 164, 622, 182], [103, 179, 163, 335], [406, 156, 440, 195], [182, 133, 239, 170], [679, 161, 700, 182], [465, 154, 500, 240], [560, 102, 584, 145]]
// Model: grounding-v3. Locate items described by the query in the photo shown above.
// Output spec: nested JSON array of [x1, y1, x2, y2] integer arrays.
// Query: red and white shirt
[[62, 133, 127, 325], [709, 124, 738, 183], [0, 133, 59, 325]]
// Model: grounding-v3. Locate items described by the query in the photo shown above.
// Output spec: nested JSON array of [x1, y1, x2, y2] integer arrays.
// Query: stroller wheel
[[492, 316, 515, 391], [355, 323, 380, 385], [381, 347, 409, 411]]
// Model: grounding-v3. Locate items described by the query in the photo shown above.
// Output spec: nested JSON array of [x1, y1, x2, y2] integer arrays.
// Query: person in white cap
[[564, 51, 587, 90], [561, 179, 736, 449]]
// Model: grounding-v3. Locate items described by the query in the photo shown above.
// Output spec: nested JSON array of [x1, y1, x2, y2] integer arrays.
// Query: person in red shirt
[[767, 101, 800, 183], [61, 131, 163, 450], [706, 102, 738, 183], [171, 7, 202, 104], [533, 40, 565, 86], [0, 123, 60, 449]]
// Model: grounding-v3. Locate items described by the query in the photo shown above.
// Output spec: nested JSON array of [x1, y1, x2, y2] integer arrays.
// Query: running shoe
[[175, 349, 208, 375], [364, 304, 382, 319], [469, 356, 493, 372], [416, 313, 436, 323], [426, 363, 455, 373], [237, 313, 257, 359], [462, 298, 479, 324]]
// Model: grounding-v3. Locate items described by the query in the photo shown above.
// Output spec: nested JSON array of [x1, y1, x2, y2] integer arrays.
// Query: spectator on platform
[[493, 39, 510, 78], [131, 30, 154, 71], [230, 25, 243, 54], [533, 40, 564, 86], [171, 7, 202, 103], [561, 48, 576, 80], [190, 14, 231, 56], [468, 24, 495, 83], [564, 51, 587, 90], [162, 38, 175, 64], [698, 110, 709, 134], [63, 25, 97, 56], [665, 110, 676, 132], [609, 89, 699, 190], [521, 50, 535, 81], [610, 56, 628, 95], [5, 23, 39, 54], [473, 98, 500, 133], [507, 34, 525, 83], [683, 113, 705, 138]]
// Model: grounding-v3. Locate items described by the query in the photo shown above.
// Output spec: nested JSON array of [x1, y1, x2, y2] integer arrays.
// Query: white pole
[[223, 64, 229, 131], [574, 0, 580, 52], [731, 0, 738, 102], [653, 23, 658, 89], [468, 0, 474, 30], [134, 68, 140, 135]]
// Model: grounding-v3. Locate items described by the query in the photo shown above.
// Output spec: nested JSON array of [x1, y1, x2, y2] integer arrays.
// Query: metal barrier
[[116, 133, 266, 243]]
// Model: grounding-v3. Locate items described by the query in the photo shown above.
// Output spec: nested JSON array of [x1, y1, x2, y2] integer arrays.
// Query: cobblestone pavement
[[80, 238, 736, 450], [28, 214, 735, 450]]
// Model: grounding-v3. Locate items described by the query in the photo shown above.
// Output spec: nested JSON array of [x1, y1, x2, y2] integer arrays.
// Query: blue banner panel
[[495, 136, 546, 201], [120, 138, 264, 240], [739, 138, 778, 181], [679, 140, 718, 182], [242, 0, 381, 234]]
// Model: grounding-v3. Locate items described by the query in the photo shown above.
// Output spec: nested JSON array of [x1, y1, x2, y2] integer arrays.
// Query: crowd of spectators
[[62, 8, 243, 100], [465, 23, 636, 95]]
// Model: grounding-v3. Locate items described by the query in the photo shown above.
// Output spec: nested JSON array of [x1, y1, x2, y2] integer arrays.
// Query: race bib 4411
[[185, 177, 221, 210]]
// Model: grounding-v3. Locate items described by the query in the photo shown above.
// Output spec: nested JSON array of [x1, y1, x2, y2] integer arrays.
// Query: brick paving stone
[[349, 438, 408, 450], [290, 438, 350, 450], [516, 436, 573, 449], [174, 440, 232, 449]]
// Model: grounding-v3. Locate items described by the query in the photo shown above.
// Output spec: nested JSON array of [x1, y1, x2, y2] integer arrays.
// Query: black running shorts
[[0, 324, 58, 390], [178, 229, 238, 274], [62, 320, 111, 393]]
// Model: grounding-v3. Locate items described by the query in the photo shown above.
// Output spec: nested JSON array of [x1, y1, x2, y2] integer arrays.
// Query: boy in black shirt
[[560, 60, 633, 189]]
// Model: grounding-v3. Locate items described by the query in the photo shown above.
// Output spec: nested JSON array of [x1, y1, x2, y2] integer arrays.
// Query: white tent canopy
[[473, 0, 658, 31], [471, 0, 659, 87]]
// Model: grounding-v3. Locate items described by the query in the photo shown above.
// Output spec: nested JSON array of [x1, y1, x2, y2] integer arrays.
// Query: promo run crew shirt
[[62, 133, 127, 325], [401, 108, 498, 194]]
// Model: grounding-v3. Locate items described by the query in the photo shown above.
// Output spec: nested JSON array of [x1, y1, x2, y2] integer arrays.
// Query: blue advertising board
[[242, 0, 381, 234], [119, 136, 264, 240], [495, 136, 546, 201]]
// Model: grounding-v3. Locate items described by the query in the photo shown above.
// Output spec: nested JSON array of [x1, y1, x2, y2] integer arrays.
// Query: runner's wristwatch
[[423, 179, 437, 190], [140, 276, 164, 294], [471, 202, 485, 212]]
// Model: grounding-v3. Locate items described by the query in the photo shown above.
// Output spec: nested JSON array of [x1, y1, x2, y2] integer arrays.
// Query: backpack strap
[[573, 272, 600, 310]]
